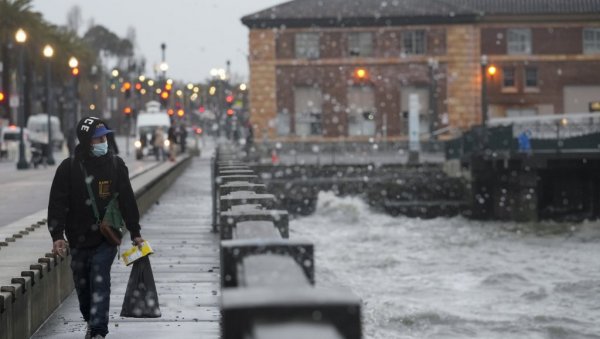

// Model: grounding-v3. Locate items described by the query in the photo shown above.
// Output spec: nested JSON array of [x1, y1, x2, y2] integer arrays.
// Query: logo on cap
[[80, 118, 97, 133]]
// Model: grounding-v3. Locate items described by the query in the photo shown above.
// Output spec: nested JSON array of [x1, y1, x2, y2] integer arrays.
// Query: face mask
[[91, 141, 108, 157]]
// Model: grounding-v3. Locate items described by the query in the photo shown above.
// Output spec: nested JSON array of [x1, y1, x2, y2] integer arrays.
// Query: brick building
[[242, 0, 600, 141]]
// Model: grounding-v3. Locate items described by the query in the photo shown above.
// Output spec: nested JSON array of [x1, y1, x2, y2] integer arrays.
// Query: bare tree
[[66, 5, 82, 35]]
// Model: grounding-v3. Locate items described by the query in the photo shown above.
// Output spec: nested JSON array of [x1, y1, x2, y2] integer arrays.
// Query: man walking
[[48, 117, 144, 339]]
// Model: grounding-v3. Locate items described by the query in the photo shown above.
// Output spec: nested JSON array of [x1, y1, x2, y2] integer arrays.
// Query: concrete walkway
[[32, 156, 220, 339]]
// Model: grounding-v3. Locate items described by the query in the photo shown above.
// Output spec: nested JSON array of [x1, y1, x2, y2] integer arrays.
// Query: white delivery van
[[0, 125, 31, 161], [134, 101, 171, 160], [26, 114, 64, 150]]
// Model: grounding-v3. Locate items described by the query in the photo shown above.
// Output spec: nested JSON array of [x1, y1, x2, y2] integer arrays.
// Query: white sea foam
[[290, 191, 600, 339]]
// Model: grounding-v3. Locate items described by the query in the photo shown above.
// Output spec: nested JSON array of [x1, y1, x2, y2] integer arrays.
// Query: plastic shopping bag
[[120, 255, 162, 318]]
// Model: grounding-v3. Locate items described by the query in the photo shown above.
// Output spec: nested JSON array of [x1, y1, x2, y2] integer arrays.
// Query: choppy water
[[289, 192, 600, 339]]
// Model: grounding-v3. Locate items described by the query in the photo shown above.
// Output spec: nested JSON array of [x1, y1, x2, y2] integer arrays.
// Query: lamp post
[[15, 28, 29, 170], [480, 55, 489, 127], [67, 56, 79, 157], [43, 44, 56, 165], [427, 58, 439, 141], [160, 43, 167, 80]]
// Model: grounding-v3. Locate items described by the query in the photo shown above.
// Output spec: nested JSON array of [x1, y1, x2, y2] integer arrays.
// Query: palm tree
[[1, 0, 95, 123], [0, 0, 40, 122]]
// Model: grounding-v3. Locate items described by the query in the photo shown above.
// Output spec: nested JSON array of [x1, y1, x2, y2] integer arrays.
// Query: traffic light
[[225, 94, 235, 114], [177, 109, 185, 117], [167, 108, 174, 116], [0, 91, 4, 103], [122, 82, 132, 99], [71, 67, 80, 76], [123, 106, 132, 115], [160, 90, 170, 107], [135, 82, 142, 91]]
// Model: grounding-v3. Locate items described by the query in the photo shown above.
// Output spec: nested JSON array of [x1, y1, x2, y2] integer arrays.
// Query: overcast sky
[[32, 0, 283, 82]]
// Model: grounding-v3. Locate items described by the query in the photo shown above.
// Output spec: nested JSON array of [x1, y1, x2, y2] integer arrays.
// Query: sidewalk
[[32, 156, 220, 339]]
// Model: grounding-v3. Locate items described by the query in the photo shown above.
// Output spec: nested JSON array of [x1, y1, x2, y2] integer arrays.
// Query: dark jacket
[[48, 146, 141, 248]]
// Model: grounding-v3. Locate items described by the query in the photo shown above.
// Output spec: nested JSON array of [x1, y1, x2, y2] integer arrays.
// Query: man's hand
[[52, 240, 67, 258], [133, 237, 145, 248]]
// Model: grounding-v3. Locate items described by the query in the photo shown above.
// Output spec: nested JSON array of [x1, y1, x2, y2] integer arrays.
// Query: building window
[[348, 32, 373, 57], [294, 87, 322, 136], [295, 33, 320, 59], [502, 67, 516, 88], [506, 108, 537, 117], [583, 28, 600, 54], [277, 110, 291, 136], [524, 67, 538, 88], [347, 86, 376, 136], [507, 29, 532, 55], [402, 30, 426, 55]]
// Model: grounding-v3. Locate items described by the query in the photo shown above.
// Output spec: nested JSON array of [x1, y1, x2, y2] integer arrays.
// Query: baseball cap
[[92, 123, 113, 138]]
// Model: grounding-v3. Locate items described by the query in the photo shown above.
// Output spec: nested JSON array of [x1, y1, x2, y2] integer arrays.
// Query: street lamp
[[480, 55, 489, 126], [68, 56, 79, 157], [159, 62, 169, 73], [15, 28, 29, 170], [43, 44, 56, 165]]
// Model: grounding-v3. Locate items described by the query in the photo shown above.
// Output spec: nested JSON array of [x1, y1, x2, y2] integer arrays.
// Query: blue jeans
[[70, 241, 117, 337]]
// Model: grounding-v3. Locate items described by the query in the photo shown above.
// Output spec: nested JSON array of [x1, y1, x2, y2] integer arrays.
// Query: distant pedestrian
[[167, 122, 178, 161], [153, 127, 166, 161], [48, 117, 144, 339], [244, 122, 254, 155], [179, 124, 188, 153], [518, 130, 532, 153]]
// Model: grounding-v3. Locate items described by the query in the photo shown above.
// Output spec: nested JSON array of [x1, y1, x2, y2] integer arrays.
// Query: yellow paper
[[121, 241, 154, 266]]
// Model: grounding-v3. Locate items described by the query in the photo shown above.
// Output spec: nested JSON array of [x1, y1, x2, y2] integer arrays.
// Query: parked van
[[26, 114, 64, 150], [0, 125, 31, 161], [134, 101, 171, 160]]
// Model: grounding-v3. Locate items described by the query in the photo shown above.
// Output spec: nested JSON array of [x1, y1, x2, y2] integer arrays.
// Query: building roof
[[242, 0, 600, 28]]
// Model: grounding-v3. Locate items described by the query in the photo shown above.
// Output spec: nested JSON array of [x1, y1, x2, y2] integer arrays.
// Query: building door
[[294, 87, 323, 136], [400, 87, 430, 136], [347, 86, 376, 136], [563, 86, 600, 113]]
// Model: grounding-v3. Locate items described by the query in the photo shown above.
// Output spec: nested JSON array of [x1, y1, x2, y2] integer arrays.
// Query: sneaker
[[84, 324, 91, 339]]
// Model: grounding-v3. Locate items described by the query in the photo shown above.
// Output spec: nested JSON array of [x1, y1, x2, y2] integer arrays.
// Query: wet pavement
[[32, 156, 221, 339]]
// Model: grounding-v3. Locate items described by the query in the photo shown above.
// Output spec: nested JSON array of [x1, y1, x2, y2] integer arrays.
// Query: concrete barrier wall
[[213, 146, 362, 339], [0, 156, 191, 339]]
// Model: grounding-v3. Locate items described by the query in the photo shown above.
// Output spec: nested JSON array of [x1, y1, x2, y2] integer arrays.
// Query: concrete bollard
[[220, 208, 289, 240], [221, 287, 362, 339], [220, 191, 276, 213], [220, 239, 314, 288]]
